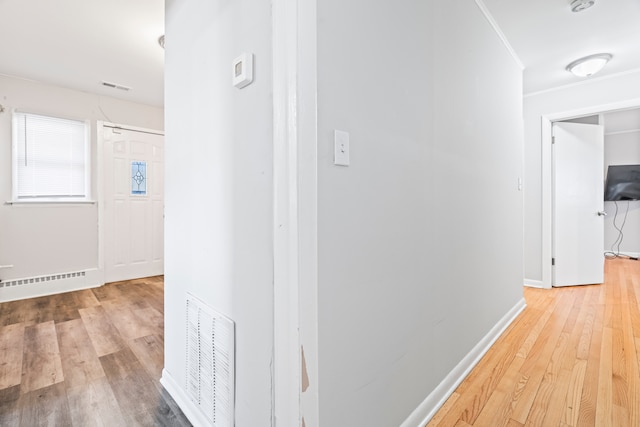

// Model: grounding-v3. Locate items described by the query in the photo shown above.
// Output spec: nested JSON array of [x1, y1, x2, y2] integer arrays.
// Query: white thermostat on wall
[[232, 53, 254, 89]]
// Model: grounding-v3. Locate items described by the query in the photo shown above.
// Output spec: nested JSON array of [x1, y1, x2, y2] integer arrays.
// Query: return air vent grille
[[185, 293, 235, 427]]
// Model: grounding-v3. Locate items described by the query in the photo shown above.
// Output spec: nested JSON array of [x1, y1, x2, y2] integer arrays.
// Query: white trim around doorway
[[540, 98, 640, 289]]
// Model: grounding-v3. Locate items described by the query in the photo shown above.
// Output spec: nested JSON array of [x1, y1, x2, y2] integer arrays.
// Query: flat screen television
[[604, 164, 640, 201]]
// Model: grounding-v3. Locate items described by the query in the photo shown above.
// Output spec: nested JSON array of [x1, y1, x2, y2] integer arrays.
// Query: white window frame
[[11, 110, 91, 203]]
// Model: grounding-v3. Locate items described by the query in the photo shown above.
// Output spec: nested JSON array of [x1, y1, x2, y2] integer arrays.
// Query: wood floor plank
[[0, 299, 25, 327], [576, 288, 598, 360], [122, 280, 165, 313], [596, 327, 614, 426], [511, 292, 576, 424], [515, 307, 553, 360], [612, 325, 628, 409], [0, 298, 38, 327], [129, 334, 165, 380], [99, 346, 167, 426], [21, 320, 64, 393], [563, 359, 588, 426], [90, 282, 125, 302], [628, 270, 640, 338], [78, 305, 125, 357], [576, 295, 605, 427], [101, 299, 161, 341], [540, 367, 573, 426], [622, 291, 640, 426], [49, 292, 82, 324], [19, 382, 72, 426], [546, 286, 596, 426], [56, 318, 105, 388], [72, 288, 101, 309], [471, 354, 527, 427], [66, 377, 126, 427], [426, 392, 460, 426], [0, 385, 21, 426], [0, 323, 25, 389], [613, 404, 630, 427], [525, 332, 571, 425], [135, 304, 164, 335], [153, 386, 193, 427]]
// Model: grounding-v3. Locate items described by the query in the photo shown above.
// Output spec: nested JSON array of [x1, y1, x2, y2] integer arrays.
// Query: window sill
[[5, 200, 97, 206]]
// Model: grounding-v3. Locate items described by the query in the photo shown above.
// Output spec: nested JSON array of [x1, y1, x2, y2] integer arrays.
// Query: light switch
[[233, 53, 254, 88], [334, 130, 350, 166]]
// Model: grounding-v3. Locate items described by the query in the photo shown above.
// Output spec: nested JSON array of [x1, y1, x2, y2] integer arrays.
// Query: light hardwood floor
[[0, 276, 191, 426], [427, 258, 640, 427]]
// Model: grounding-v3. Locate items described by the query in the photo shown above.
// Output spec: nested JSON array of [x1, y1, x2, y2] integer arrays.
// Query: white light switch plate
[[233, 53, 254, 88], [334, 130, 350, 166]]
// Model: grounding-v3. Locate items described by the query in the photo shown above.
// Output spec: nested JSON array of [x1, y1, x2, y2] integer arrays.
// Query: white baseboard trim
[[607, 251, 640, 258], [524, 279, 545, 288], [400, 297, 527, 427], [0, 268, 103, 303], [161, 369, 209, 427]]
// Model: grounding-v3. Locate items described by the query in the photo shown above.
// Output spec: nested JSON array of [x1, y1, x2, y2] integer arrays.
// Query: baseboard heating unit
[[0, 271, 86, 288], [0, 270, 101, 303]]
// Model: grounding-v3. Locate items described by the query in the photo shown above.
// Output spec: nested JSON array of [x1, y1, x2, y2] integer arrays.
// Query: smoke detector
[[570, 0, 595, 12]]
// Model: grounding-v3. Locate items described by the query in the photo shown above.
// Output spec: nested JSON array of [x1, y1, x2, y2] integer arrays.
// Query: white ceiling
[[0, 0, 164, 107], [0, 0, 638, 106], [483, 0, 640, 94]]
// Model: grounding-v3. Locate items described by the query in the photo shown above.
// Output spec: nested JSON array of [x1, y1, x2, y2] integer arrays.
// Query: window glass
[[13, 112, 89, 200]]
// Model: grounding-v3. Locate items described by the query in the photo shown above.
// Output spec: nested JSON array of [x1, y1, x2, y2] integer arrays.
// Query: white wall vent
[[185, 293, 235, 427]]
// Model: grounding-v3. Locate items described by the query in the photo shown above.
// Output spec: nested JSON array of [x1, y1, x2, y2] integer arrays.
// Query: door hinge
[[552, 136, 556, 144], [552, 258, 555, 266]]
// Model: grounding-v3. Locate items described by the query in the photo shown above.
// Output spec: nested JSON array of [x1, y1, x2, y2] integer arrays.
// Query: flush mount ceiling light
[[570, 0, 595, 12], [566, 53, 612, 77]]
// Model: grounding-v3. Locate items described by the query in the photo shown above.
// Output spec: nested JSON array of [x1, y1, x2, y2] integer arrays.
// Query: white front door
[[553, 122, 605, 287], [102, 125, 164, 283]]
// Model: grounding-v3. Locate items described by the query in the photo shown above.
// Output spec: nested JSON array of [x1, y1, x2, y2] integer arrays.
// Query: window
[[12, 112, 90, 201]]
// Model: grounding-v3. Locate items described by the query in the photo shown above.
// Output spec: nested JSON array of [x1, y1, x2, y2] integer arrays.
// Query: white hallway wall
[[163, 0, 274, 425], [316, 0, 524, 425], [524, 71, 640, 285], [0, 74, 163, 291], [164, 0, 524, 426]]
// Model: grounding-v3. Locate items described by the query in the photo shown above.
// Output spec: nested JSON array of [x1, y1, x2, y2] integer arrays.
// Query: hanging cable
[[604, 200, 633, 259]]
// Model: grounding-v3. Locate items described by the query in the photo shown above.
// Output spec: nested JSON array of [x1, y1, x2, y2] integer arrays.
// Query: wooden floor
[[5, 261, 638, 426], [427, 258, 640, 427], [0, 276, 191, 426]]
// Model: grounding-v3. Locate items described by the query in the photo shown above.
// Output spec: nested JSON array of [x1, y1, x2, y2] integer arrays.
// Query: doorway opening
[[543, 105, 640, 288]]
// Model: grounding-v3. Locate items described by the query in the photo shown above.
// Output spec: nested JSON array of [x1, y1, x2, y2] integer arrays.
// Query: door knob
[[597, 211, 607, 216]]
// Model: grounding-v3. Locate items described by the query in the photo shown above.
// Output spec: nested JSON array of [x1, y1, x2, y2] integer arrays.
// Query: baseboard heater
[[0, 271, 86, 288], [185, 293, 235, 427]]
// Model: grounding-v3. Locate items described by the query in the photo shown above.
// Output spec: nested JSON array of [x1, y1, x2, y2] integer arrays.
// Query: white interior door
[[553, 122, 604, 287], [103, 125, 164, 283]]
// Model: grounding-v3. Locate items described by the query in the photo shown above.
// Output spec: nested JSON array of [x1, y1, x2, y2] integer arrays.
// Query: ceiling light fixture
[[566, 53, 612, 77], [570, 0, 595, 12], [158, 35, 165, 49]]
